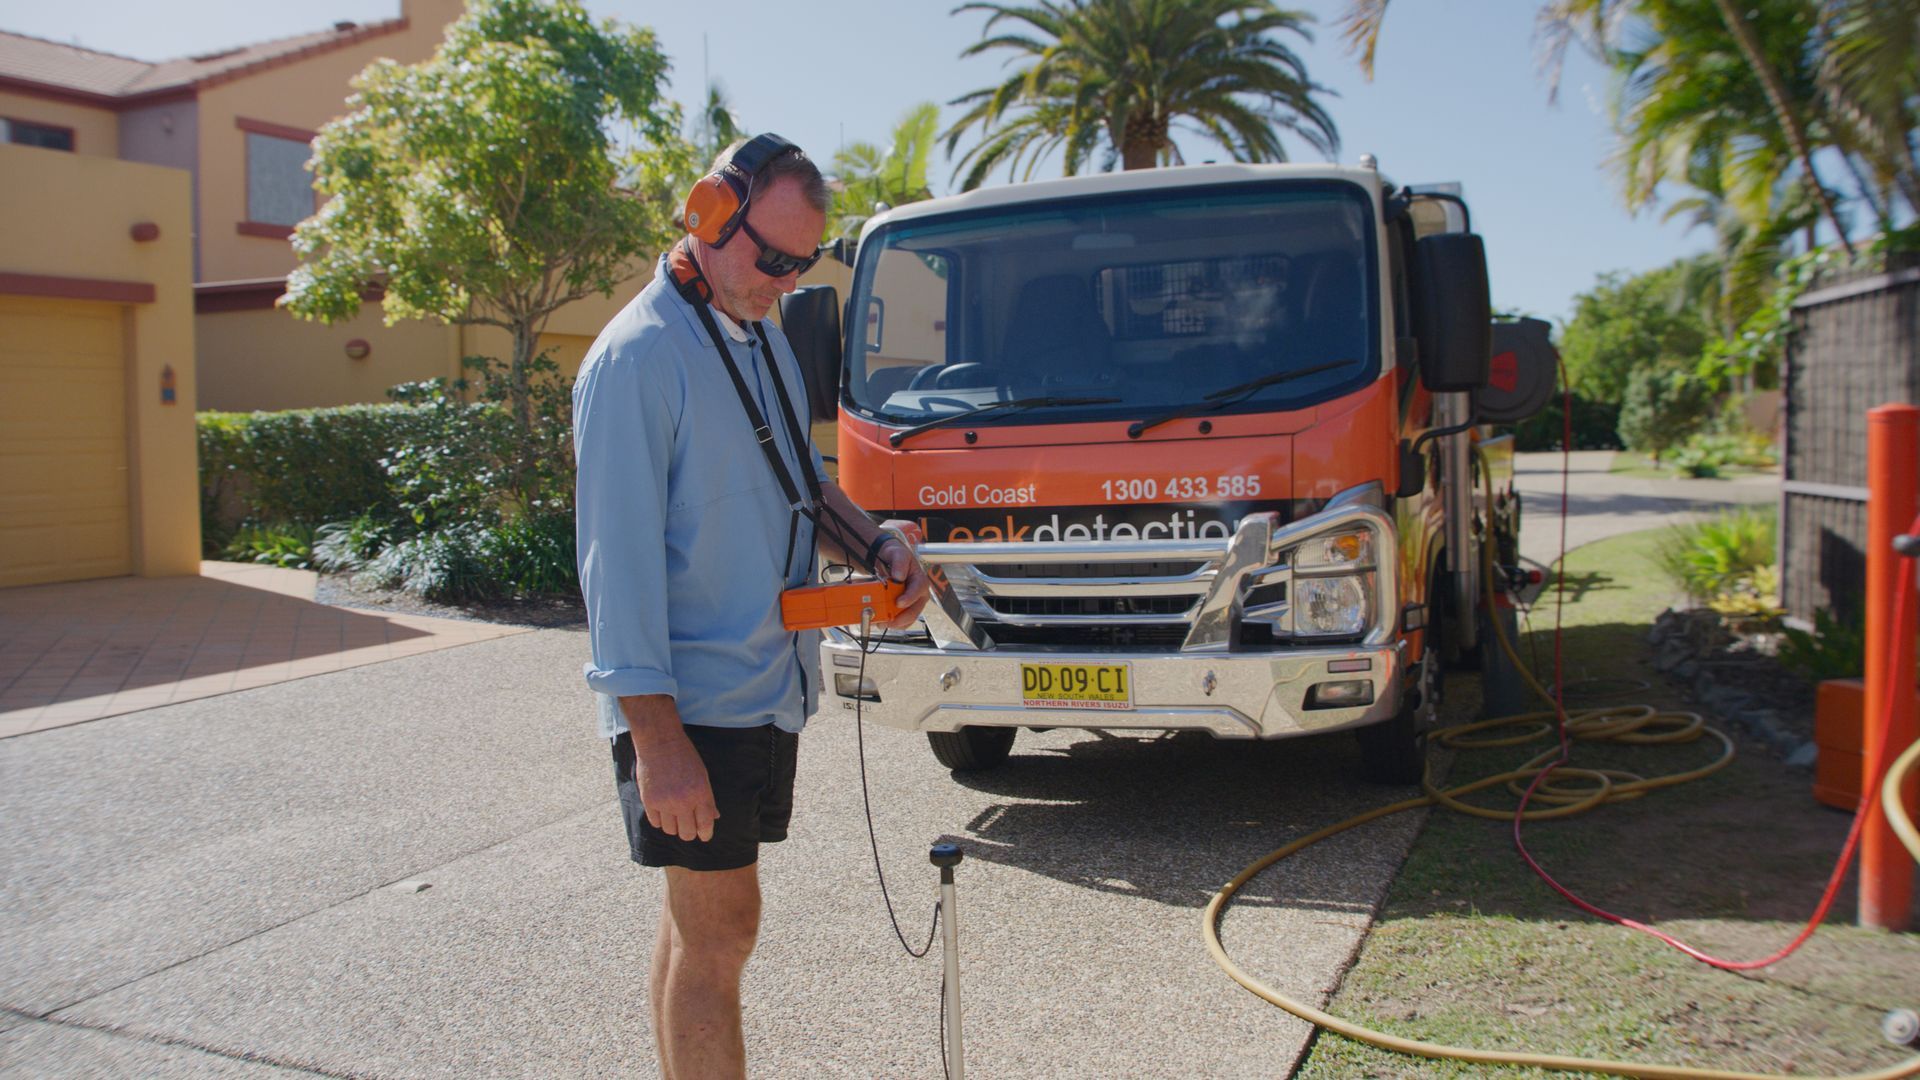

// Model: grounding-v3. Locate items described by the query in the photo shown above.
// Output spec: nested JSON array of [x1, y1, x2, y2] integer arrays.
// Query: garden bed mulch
[[314, 572, 586, 629]]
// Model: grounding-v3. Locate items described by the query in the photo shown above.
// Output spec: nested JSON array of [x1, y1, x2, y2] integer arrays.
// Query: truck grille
[[986, 624, 1193, 649], [986, 595, 1194, 618], [917, 539, 1231, 651]]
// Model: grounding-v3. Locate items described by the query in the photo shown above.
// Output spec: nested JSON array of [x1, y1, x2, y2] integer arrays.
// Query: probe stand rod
[[931, 843, 965, 1079]]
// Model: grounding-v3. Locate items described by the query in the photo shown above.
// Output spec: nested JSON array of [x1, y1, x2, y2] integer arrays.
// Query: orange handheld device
[[781, 578, 908, 631]]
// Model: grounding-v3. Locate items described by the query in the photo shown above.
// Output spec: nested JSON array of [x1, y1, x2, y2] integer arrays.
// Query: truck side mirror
[[1411, 233, 1492, 392], [778, 285, 842, 422]]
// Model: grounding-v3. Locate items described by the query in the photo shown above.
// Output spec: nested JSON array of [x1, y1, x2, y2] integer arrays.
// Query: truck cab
[[779, 162, 1551, 783]]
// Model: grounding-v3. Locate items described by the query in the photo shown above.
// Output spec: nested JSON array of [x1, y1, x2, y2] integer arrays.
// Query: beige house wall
[[0, 90, 117, 157], [194, 1, 462, 285], [0, 143, 198, 578], [196, 306, 454, 412]]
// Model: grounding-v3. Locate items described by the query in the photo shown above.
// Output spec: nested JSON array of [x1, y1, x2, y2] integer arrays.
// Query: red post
[[1863, 404, 1919, 930]]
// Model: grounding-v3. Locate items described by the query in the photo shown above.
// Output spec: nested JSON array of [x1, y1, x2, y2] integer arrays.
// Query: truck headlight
[[1292, 531, 1372, 569], [1294, 575, 1369, 636]]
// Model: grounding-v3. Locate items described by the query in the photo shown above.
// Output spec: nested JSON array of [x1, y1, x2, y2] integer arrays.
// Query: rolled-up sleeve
[[573, 351, 678, 700]]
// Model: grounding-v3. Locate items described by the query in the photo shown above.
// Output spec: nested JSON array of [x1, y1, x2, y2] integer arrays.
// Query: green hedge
[[200, 406, 416, 532]]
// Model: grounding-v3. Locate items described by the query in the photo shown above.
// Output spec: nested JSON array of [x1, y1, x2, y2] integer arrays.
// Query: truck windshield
[[843, 182, 1378, 428]]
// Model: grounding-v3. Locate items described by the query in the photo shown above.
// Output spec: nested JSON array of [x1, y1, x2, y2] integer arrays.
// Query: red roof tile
[[0, 16, 408, 104]]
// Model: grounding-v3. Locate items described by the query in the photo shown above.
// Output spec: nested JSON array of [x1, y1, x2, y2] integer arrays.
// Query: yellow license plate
[[1020, 662, 1132, 710]]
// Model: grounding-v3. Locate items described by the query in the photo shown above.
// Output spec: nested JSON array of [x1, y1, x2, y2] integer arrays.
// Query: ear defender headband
[[683, 132, 801, 247]]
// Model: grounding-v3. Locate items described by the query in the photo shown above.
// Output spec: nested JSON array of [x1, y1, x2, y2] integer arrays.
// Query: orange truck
[[778, 161, 1555, 783]]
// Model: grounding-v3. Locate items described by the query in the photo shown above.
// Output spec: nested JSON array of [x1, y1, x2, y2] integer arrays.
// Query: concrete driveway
[[0, 455, 1778, 1078], [1512, 450, 1777, 568], [2, 629, 1424, 1078]]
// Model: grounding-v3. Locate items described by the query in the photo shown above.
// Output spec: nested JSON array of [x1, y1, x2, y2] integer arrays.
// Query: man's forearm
[[816, 480, 896, 568], [619, 694, 687, 747]]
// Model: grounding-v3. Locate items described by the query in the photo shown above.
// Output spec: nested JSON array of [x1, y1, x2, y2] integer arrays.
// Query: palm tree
[[943, 0, 1337, 191], [829, 103, 940, 241], [1816, 0, 1920, 218], [698, 83, 744, 162], [1343, 0, 1873, 250]]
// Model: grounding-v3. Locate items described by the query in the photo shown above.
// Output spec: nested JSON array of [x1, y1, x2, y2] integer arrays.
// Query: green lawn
[[1608, 449, 1779, 481], [1273, 528, 1920, 1079]]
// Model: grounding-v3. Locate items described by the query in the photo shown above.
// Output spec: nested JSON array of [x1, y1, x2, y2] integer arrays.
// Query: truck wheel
[[927, 726, 1016, 771], [1356, 623, 1438, 785], [1355, 708, 1424, 785]]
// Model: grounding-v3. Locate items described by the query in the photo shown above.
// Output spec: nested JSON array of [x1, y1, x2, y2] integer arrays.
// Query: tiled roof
[[0, 17, 408, 103], [0, 32, 151, 97]]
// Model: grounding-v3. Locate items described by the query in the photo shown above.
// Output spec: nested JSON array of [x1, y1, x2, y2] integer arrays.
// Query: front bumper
[[819, 638, 1406, 739]]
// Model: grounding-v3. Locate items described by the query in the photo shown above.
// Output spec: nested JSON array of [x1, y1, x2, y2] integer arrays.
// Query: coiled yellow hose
[[1203, 470, 1920, 1079]]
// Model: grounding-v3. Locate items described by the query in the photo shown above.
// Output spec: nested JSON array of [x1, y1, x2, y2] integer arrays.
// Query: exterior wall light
[[344, 338, 371, 360]]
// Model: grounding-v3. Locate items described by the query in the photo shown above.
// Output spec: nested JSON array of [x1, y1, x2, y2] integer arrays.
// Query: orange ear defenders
[[683, 132, 800, 247]]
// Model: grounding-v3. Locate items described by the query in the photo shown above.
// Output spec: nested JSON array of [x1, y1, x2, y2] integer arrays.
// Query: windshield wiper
[[889, 395, 1121, 447], [1125, 358, 1361, 439]]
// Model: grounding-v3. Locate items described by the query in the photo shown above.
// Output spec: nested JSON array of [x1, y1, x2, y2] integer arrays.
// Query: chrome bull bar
[[884, 484, 1398, 653]]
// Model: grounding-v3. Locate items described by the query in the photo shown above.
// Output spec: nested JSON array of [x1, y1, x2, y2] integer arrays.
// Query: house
[[0, 3, 857, 585], [0, 0, 678, 417]]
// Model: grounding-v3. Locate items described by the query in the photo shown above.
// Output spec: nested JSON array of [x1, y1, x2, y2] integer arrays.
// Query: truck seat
[[1001, 274, 1113, 388]]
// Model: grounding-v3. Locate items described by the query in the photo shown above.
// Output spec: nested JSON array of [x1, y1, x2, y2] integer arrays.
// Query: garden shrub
[[1654, 506, 1777, 602], [1780, 609, 1866, 682], [1618, 365, 1713, 462], [197, 404, 436, 551], [312, 512, 396, 573], [199, 355, 580, 601], [221, 522, 318, 569], [1512, 393, 1624, 451]]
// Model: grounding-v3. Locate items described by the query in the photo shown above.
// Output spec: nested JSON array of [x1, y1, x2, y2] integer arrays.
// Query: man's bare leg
[[652, 903, 675, 1079], [657, 862, 761, 1080]]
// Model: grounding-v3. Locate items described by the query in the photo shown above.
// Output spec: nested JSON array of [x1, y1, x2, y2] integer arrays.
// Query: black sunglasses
[[739, 218, 825, 278]]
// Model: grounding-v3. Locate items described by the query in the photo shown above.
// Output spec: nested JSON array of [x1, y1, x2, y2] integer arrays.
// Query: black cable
[[852, 624, 941, 958]]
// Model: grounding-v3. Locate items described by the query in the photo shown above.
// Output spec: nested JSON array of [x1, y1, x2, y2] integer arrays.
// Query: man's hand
[[620, 695, 718, 842], [633, 732, 719, 841], [873, 518, 932, 630]]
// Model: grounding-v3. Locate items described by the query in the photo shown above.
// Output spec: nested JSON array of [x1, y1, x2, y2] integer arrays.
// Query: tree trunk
[[1710, 0, 1857, 257], [509, 322, 535, 435], [509, 321, 537, 506], [1120, 114, 1167, 171]]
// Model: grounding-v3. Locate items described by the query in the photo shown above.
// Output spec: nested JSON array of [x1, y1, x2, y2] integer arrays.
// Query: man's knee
[[663, 865, 761, 970]]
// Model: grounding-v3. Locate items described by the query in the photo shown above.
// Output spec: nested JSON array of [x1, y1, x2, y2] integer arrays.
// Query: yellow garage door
[[0, 295, 132, 586]]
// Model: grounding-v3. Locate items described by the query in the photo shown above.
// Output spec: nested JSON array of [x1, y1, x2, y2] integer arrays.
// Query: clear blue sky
[[6, 0, 1709, 323]]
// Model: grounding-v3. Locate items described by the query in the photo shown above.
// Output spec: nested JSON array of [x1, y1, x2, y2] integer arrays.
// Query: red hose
[[1508, 374, 1919, 970]]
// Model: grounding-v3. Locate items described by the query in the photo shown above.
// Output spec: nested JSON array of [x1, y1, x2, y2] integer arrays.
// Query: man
[[572, 137, 930, 1079]]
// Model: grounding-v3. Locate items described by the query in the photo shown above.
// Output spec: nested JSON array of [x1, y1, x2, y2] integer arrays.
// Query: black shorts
[[612, 723, 799, 872]]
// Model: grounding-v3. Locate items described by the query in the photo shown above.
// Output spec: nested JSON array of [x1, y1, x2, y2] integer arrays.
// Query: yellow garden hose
[[1885, 734, 1920, 864], [1203, 468, 1920, 1079]]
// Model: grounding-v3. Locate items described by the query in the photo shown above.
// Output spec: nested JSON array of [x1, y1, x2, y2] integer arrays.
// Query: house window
[[2, 118, 75, 151], [244, 130, 315, 228]]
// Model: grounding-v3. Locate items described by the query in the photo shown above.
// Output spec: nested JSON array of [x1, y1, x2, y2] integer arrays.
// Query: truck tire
[[1358, 600, 1442, 784], [928, 726, 1016, 771], [1355, 708, 1424, 785]]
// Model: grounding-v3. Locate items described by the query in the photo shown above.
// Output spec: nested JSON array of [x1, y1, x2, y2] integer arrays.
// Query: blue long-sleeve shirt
[[573, 257, 825, 737]]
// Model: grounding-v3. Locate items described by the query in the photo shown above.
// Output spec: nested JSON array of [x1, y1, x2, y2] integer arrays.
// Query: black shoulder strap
[[684, 287, 814, 516], [752, 320, 824, 506], [671, 252, 886, 577]]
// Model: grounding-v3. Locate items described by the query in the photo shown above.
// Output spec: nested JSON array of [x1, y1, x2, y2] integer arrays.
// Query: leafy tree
[[1559, 261, 1713, 402], [943, 0, 1338, 190], [830, 102, 939, 241], [1816, 0, 1920, 217], [1617, 363, 1714, 460], [283, 0, 686, 451], [696, 82, 746, 163]]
